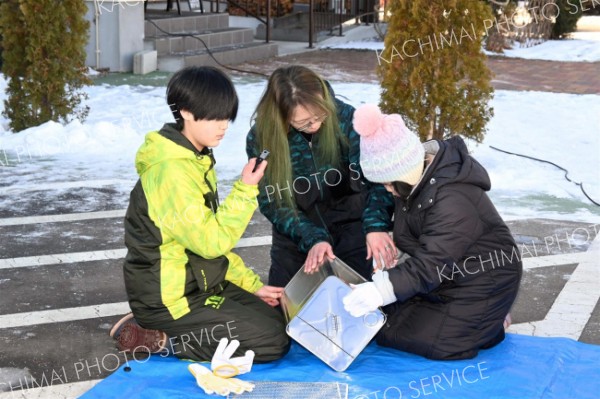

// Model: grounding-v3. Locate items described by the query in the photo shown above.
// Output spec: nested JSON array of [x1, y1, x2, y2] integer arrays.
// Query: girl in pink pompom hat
[[344, 104, 522, 360]]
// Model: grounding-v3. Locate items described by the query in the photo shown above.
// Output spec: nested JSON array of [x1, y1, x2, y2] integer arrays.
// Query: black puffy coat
[[379, 136, 522, 360]]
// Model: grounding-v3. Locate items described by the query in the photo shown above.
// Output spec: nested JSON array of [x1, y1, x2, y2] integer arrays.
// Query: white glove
[[188, 363, 255, 396], [211, 338, 255, 378], [343, 269, 396, 317]]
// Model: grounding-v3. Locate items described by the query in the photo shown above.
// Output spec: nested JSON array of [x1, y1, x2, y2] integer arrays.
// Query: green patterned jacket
[[246, 90, 395, 253]]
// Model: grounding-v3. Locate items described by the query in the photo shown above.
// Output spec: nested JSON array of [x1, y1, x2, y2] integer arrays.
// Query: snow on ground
[[490, 32, 600, 62], [0, 74, 598, 222], [322, 16, 600, 62], [319, 25, 384, 50], [464, 90, 600, 221], [0, 366, 33, 392]]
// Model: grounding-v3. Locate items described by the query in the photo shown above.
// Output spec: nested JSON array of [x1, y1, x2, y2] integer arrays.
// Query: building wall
[[84, 0, 144, 72]]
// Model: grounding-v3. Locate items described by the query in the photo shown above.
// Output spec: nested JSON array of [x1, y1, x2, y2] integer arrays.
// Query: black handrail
[[221, 0, 267, 24], [208, 0, 271, 42], [309, 9, 380, 48], [204, 0, 380, 47]]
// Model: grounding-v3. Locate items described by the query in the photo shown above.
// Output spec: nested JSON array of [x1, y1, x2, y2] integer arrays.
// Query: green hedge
[[0, 0, 90, 132], [378, 0, 494, 142], [551, 0, 585, 39]]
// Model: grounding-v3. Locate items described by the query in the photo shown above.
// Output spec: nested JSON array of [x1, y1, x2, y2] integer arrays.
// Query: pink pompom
[[353, 104, 385, 138]]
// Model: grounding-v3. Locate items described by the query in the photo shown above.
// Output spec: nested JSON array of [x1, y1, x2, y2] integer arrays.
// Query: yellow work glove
[[222, 376, 255, 395], [188, 363, 254, 396], [211, 338, 255, 378]]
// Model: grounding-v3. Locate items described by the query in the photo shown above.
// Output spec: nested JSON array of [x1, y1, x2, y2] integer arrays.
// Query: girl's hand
[[366, 232, 397, 270], [255, 285, 283, 307], [303, 242, 335, 274], [241, 158, 267, 185]]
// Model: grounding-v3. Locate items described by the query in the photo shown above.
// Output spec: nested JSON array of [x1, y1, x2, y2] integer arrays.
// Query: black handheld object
[[252, 149, 270, 172]]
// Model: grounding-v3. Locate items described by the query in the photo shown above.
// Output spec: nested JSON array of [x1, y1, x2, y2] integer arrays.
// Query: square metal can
[[282, 258, 386, 371]]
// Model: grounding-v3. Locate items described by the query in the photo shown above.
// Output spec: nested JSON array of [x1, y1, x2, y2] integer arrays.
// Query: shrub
[[0, 0, 91, 132], [551, 0, 584, 39], [378, 0, 494, 142]]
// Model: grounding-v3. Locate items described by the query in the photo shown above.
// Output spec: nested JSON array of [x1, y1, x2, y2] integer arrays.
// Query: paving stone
[[230, 49, 600, 94]]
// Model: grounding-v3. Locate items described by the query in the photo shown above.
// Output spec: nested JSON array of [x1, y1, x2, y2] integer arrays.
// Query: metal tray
[[285, 275, 386, 372], [281, 258, 367, 323]]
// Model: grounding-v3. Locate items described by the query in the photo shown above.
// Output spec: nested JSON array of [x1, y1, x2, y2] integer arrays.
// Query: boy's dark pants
[[268, 221, 372, 288], [377, 265, 522, 360], [137, 282, 290, 362]]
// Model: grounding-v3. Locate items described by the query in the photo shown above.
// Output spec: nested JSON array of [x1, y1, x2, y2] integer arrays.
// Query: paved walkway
[[488, 56, 600, 94], [231, 49, 600, 94], [0, 205, 598, 398]]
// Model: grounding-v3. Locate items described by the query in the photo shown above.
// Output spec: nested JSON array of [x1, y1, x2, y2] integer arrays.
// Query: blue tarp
[[80, 334, 600, 398]]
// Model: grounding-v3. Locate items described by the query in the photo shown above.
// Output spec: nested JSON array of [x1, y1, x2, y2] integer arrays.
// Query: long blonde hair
[[253, 66, 345, 209]]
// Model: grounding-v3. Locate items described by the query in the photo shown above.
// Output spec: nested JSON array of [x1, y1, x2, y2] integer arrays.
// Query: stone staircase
[[144, 13, 278, 72], [256, 11, 332, 42]]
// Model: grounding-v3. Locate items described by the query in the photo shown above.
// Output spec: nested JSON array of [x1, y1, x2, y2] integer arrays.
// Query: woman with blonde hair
[[246, 66, 395, 287]]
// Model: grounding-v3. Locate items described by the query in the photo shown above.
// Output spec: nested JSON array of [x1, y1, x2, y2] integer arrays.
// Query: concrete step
[[145, 27, 255, 55], [144, 13, 229, 36], [157, 42, 278, 72], [256, 24, 331, 42]]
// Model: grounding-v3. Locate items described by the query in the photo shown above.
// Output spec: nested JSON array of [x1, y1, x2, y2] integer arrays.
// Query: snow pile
[[0, 83, 167, 175], [467, 90, 600, 220], [325, 35, 600, 62], [0, 74, 598, 222], [319, 25, 384, 50], [492, 36, 600, 62], [322, 16, 600, 62]]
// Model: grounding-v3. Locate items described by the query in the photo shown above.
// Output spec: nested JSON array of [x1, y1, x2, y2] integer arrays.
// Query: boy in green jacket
[[110, 66, 289, 362]]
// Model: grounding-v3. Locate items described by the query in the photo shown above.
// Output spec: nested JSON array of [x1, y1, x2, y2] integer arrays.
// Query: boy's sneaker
[[110, 313, 167, 353]]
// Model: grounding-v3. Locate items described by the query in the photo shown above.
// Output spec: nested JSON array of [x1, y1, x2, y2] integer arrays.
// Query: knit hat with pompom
[[353, 104, 424, 185]]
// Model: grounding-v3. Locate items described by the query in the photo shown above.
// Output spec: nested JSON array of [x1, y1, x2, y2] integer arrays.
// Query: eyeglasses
[[292, 113, 328, 132]]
